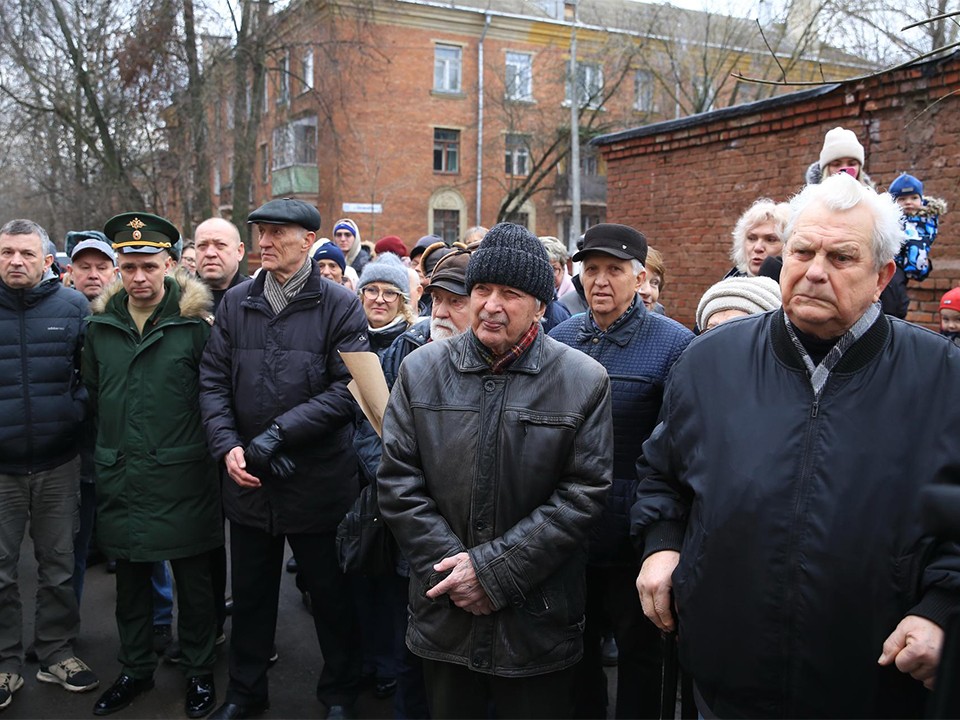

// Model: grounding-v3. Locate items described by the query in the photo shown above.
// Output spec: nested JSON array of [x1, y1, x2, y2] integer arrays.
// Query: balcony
[[272, 165, 319, 196], [554, 174, 607, 205]]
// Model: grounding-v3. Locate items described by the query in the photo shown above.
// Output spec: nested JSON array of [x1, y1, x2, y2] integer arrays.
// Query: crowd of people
[[0, 124, 958, 720]]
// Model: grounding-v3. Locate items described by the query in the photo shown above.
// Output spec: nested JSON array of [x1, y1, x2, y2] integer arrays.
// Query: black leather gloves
[[245, 423, 296, 480]]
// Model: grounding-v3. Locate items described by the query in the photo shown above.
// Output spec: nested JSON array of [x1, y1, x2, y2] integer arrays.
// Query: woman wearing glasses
[[356, 252, 416, 358]]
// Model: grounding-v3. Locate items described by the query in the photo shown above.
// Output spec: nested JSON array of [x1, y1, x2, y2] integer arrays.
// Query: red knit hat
[[940, 287, 960, 313], [375, 235, 408, 258]]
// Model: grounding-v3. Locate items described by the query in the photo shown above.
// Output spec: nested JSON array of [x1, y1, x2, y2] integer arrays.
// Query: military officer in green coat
[[82, 212, 222, 718]]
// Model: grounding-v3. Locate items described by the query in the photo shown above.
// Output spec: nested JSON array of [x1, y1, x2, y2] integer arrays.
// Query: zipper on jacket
[[810, 400, 819, 418], [19, 306, 35, 472]]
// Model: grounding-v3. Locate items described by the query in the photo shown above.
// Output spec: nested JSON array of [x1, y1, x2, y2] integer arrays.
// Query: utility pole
[[568, 0, 581, 254]]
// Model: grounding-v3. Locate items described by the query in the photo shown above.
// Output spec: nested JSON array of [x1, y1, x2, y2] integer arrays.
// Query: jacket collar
[[576, 296, 645, 348], [454, 326, 546, 375], [770, 307, 890, 374], [0, 275, 62, 308], [89, 271, 213, 333], [242, 260, 326, 314]]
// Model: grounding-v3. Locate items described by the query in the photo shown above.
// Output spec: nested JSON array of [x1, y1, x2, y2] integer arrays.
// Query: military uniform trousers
[[114, 552, 217, 678]]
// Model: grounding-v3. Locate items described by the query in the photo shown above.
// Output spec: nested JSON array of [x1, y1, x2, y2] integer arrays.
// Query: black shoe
[[286, 556, 298, 573], [186, 674, 216, 718], [153, 624, 173, 654], [93, 673, 154, 716], [208, 700, 269, 719], [324, 705, 356, 720], [374, 678, 397, 699]]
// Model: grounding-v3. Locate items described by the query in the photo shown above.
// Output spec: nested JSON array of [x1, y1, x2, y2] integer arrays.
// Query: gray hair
[[730, 199, 790, 274], [785, 174, 902, 271], [539, 235, 569, 264], [0, 219, 51, 250]]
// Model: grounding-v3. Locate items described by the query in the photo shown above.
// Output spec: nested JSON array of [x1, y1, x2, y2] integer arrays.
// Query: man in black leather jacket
[[379, 223, 613, 718]]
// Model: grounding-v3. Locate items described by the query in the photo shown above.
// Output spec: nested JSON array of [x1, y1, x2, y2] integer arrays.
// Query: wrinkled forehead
[[0, 232, 44, 252]]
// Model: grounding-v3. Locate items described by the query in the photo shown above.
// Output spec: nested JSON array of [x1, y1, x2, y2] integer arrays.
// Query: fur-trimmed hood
[[916, 196, 948, 218], [90, 268, 213, 322], [804, 161, 875, 188]]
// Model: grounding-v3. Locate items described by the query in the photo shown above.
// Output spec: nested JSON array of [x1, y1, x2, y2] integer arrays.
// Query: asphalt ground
[[6, 527, 394, 720], [8, 528, 617, 719]]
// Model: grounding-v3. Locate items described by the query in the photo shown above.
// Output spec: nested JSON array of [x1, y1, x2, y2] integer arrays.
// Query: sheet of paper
[[340, 351, 391, 438]]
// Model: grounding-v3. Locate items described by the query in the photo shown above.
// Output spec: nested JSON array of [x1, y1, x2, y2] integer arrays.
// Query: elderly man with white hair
[[632, 173, 960, 718]]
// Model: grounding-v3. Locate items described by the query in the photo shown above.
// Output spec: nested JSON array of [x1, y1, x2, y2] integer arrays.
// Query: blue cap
[[313, 243, 346, 272], [71, 238, 117, 266], [888, 173, 923, 199]]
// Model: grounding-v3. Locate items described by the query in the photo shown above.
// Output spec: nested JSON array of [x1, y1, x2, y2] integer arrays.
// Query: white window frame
[[566, 61, 603, 109], [504, 134, 530, 176], [505, 52, 533, 101], [302, 49, 314, 92], [277, 54, 290, 106], [634, 69, 655, 112], [434, 44, 462, 94], [272, 116, 318, 170]]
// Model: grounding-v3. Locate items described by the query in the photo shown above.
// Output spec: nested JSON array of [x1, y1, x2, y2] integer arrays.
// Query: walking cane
[[660, 630, 679, 720]]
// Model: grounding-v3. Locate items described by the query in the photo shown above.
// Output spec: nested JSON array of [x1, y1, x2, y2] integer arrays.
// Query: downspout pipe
[[476, 13, 491, 226]]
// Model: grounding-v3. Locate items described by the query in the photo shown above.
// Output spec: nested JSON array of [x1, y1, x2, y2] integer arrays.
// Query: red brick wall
[[599, 53, 960, 331]]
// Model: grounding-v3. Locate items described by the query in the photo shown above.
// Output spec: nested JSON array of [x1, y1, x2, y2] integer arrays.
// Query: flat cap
[[247, 198, 321, 232], [572, 223, 648, 265], [426, 250, 470, 296], [104, 212, 179, 255]]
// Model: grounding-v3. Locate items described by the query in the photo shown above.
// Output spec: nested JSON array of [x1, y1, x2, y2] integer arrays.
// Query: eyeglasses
[[361, 286, 400, 302]]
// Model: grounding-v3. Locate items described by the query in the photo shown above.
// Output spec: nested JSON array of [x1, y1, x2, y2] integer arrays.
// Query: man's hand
[[637, 550, 681, 632], [426, 552, 493, 615], [225, 446, 261, 488], [878, 614, 944, 689]]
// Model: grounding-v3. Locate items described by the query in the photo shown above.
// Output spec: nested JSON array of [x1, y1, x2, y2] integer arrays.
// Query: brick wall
[[597, 52, 960, 331]]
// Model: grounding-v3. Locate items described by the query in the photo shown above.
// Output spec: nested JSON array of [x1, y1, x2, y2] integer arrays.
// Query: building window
[[434, 44, 462, 94], [505, 52, 533, 101], [504, 134, 530, 176], [214, 166, 221, 195], [259, 144, 269, 184], [566, 61, 603, 109], [580, 151, 598, 176], [272, 116, 317, 169], [433, 209, 460, 243], [277, 55, 290, 105], [302, 49, 314, 91], [433, 128, 459, 173], [634, 70, 655, 112]]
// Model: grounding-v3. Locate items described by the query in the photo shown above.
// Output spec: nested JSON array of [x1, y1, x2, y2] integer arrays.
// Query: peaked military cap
[[104, 212, 180, 255]]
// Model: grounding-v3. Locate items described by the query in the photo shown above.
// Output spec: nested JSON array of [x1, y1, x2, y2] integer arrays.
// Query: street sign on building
[[342, 203, 382, 214]]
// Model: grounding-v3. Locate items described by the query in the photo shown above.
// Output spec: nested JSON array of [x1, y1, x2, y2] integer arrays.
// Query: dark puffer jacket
[[379, 330, 613, 676], [381, 319, 430, 389], [549, 298, 692, 565], [632, 310, 960, 718], [199, 264, 370, 534], [0, 276, 88, 474]]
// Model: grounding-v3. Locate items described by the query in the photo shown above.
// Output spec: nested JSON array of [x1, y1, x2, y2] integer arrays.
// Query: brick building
[[203, 0, 865, 253], [594, 50, 960, 330]]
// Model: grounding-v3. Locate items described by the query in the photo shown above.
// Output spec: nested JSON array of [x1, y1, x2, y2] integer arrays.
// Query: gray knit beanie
[[357, 252, 410, 299], [465, 222, 555, 305], [696, 275, 782, 330]]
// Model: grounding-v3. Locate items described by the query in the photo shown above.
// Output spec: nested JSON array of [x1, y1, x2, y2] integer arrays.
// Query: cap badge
[[622, 245, 627, 250], [127, 218, 146, 230]]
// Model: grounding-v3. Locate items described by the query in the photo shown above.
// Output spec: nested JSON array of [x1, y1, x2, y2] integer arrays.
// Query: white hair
[[785, 174, 903, 271], [730, 198, 790, 275]]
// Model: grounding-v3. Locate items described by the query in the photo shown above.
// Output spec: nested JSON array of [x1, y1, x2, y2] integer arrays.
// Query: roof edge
[[591, 84, 841, 146]]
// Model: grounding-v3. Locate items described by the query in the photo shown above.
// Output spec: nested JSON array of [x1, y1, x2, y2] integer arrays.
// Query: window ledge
[[431, 90, 466, 99]]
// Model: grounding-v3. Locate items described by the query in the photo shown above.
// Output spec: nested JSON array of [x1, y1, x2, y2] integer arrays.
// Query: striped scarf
[[263, 258, 312, 315]]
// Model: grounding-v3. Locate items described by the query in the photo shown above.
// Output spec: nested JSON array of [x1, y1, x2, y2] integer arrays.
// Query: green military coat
[[82, 272, 223, 561]]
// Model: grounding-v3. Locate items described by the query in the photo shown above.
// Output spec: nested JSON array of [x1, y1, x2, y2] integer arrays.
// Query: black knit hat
[[466, 222, 554, 305]]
